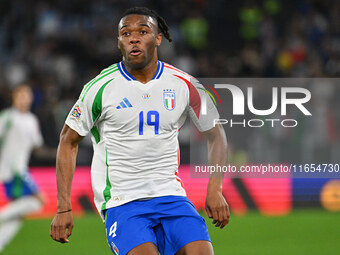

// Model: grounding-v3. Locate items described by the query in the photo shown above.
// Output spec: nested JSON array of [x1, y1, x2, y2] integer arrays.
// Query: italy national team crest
[[163, 89, 176, 111]]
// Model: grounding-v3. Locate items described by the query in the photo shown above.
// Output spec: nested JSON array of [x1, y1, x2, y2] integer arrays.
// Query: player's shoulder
[[162, 62, 199, 85], [79, 62, 121, 102], [162, 62, 203, 91], [163, 62, 194, 80]]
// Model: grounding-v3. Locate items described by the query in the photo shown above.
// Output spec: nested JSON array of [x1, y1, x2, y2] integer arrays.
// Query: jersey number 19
[[139, 111, 159, 135]]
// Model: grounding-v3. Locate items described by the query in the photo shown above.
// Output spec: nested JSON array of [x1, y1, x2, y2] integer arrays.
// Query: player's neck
[[124, 57, 158, 84], [13, 104, 29, 113]]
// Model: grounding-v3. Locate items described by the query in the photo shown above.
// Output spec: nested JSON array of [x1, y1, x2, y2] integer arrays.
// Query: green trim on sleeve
[[90, 79, 113, 143], [91, 79, 113, 122]]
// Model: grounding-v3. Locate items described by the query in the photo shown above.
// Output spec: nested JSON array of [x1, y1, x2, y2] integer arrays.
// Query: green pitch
[[3, 210, 340, 255]]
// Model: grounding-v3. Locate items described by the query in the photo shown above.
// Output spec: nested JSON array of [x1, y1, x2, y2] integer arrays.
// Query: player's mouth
[[130, 48, 142, 56]]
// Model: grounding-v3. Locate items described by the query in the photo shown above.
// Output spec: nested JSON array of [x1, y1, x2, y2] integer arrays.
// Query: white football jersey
[[65, 61, 219, 217], [0, 108, 43, 182]]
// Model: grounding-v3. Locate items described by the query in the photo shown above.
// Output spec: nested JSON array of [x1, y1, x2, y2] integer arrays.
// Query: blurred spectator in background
[[239, 1, 263, 40], [0, 0, 339, 165], [0, 85, 55, 253], [181, 9, 209, 50]]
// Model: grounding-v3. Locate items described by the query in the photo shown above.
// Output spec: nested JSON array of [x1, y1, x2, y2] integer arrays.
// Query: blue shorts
[[104, 196, 211, 255], [3, 172, 39, 200]]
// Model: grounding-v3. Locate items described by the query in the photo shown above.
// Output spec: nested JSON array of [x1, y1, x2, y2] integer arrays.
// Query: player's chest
[[102, 82, 188, 128], [12, 114, 36, 142]]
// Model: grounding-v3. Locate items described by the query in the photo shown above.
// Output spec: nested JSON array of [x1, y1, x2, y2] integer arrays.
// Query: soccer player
[[0, 85, 46, 252], [50, 7, 229, 255]]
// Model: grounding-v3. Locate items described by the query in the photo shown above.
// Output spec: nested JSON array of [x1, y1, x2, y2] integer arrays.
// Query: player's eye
[[140, 30, 147, 35], [122, 31, 130, 36]]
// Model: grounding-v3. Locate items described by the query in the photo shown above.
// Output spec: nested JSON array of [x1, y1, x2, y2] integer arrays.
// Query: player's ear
[[156, 33, 162, 47], [117, 37, 121, 50]]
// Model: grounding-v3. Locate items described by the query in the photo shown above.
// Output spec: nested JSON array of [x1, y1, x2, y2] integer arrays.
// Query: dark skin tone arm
[[203, 124, 230, 229], [50, 14, 228, 244], [50, 125, 84, 243], [49, 124, 229, 243]]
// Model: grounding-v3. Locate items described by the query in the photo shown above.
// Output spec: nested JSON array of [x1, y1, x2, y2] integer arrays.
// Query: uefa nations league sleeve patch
[[71, 104, 82, 121]]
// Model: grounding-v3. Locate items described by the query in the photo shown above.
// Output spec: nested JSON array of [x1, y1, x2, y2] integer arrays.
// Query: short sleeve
[[187, 80, 220, 132], [65, 98, 94, 137], [65, 71, 115, 137]]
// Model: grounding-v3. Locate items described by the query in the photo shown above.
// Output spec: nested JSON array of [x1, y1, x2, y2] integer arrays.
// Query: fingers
[[206, 204, 220, 227], [49, 219, 56, 240], [50, 215, 73, 243], [56, 226, 62, 242], [54, 226, 69, 243], [211, 208, 219, 226], [206, 207, 213, 218], [216, 208, 224, 228], [225, 204, 230, 225], [66, 224, 73, 240], [59, 225, 69, 243], [219, 203, 230, 229], [207, 202, 230, 229], [50, 224, 67, 243]]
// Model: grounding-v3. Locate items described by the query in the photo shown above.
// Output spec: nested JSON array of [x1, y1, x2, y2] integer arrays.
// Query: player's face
[[118, 14, 162, 69], [13, 86, 33, 112]]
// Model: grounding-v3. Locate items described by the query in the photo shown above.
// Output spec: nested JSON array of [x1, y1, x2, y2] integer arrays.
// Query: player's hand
[[205, 189, 230, 229], [50, 211, 74, 243]]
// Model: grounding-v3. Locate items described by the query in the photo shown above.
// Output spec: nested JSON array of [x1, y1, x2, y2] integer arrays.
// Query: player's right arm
[[50, 124, 84, 243], [50, 69, 113, 242]]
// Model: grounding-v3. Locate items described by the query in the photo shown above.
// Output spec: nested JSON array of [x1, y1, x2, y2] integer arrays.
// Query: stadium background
[[0, 0, 339, 254]]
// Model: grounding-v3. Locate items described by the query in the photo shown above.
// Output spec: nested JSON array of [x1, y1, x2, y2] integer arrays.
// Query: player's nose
[[129, 33, 141, 44]]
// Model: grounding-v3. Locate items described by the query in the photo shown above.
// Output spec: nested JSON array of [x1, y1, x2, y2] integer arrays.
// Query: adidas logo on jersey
[[116, 98, 133, 109]]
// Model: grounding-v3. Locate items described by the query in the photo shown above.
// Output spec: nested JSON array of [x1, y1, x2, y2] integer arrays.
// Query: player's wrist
[[57, 203, 72, 211], [56, 209, 72, 214], [207, 178, 223, 191]]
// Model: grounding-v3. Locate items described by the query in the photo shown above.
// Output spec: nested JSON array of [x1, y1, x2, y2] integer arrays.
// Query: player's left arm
[[179, 75, 230, 228], [202, 124, 230, 229]]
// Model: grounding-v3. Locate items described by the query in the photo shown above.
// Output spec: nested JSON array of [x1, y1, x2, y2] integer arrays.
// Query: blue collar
[[118, 61, 164, 81]]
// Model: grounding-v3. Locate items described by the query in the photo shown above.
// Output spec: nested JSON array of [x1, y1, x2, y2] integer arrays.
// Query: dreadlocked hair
[[121, 7, 172, 42]]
